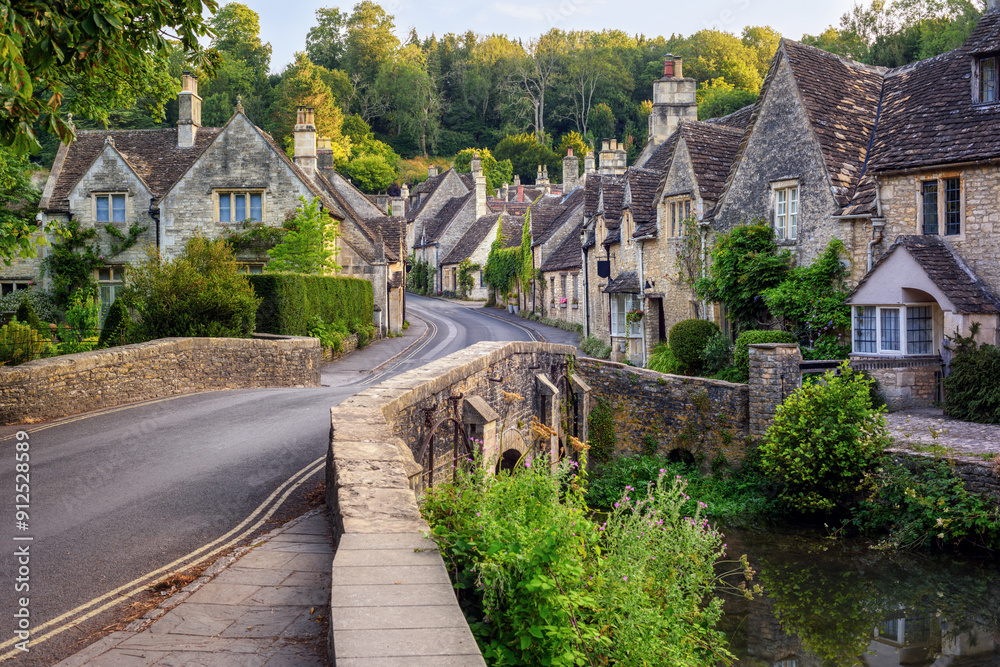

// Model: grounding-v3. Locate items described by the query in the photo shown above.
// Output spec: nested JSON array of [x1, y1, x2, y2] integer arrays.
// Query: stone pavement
[[56, 510, 333, 667], [886, 407, 1000, 457]]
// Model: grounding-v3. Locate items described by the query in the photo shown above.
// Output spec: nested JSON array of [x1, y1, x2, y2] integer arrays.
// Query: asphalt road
[[0, 296, 548, 665]]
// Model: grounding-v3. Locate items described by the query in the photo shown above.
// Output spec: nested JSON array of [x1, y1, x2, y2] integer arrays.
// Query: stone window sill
[[571, 304, 578, 309]]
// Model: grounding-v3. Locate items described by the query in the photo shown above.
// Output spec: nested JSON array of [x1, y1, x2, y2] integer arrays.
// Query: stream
[[718, 525, 1000, 666]]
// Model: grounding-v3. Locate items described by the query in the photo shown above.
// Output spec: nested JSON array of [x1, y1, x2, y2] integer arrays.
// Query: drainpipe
[[867, 217, 886, 272], [582, 240, 591, 339], [699, 222, 710, 321]]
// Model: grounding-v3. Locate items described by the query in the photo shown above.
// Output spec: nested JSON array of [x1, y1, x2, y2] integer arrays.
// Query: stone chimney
[[563, 148, 579, 193], [293, 106, 317, 180], [584, 150, 595, 176], [427, 165, 439, 178], [472, 153, 487, 219], [649, 54, 697, 145], [177, 71, 202, 149], [599, 139, 626, 175], [501, 182, 510, 201], [391, 191, 406, 218]]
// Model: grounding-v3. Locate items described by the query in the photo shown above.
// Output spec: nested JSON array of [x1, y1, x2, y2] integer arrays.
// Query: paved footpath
[[56, 510, 333, 666]]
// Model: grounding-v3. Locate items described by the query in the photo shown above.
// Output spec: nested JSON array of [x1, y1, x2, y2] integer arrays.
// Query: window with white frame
[[97, 266, 126, 324], [610, 294, 641, 338], [774, 185, 798, 240], [853, 304, 935, 356], [921, 177, 961, 236], [217, 191, 264, 223], [95, 193, 126, 224]]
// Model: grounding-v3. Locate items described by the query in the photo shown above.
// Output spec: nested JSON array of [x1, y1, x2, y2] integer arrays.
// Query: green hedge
[[733, 329, 798, 381], [248, 273, 373, 336]]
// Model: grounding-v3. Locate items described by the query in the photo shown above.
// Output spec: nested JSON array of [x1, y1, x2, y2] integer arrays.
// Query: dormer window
[[977, 55, 997, 104]]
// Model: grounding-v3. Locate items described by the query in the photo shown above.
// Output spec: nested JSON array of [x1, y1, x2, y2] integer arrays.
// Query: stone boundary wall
[[0, 335, 321, 425], [576, 358, 750, 466], [891, 451, 1000, 507], [324, 341, 574, 665]]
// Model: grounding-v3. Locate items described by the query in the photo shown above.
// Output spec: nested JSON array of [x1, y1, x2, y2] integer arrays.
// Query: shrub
[[123, 239, 261, 339], [421, 460, 736, 666], [0, 319, 57, 366], [587, 396, 616, 462], [943, 324, 1000, 423], [581, 334, 611, 359], [98, 299, 132, 349], [306, 315, 347, 353], [733, 329, 797, 382], [249, 273, 373, 336], [759, 363, 891, 514], [266, 196, 340, 274], [63, 288, 100, 348], [0, 289, 59, 323], [15, 300, 42, 331], [669, 319, 720, 372], [647, 342, 684, 374], [700, 331, 732, 374]]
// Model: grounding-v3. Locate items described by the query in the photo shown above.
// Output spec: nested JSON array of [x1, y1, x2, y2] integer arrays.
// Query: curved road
[[0, 296, 544, 665]]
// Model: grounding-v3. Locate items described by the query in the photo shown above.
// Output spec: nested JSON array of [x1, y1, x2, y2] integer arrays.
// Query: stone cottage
[[24, 75, 404, 331], [439, 213, 525, 300]]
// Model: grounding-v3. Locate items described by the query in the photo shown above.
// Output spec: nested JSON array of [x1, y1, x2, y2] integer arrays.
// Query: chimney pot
[[517, 184, 524, 202]]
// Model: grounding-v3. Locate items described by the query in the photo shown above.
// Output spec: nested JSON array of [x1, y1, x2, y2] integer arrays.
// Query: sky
[[235, 0, 859, 74]]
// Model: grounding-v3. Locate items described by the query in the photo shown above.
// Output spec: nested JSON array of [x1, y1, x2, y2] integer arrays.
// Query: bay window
[[610, 294, 642, 338], [853, 304, 935, 356]]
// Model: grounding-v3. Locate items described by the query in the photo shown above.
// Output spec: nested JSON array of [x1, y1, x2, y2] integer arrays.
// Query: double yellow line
[[0, 455, 326, 660], [357, 312, 437, 387]]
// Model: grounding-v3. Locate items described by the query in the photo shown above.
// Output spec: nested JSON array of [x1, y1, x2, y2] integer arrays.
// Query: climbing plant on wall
[[483, 216, 521, 298]]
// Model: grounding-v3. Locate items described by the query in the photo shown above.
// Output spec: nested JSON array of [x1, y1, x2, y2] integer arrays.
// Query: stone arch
[[494, 429, 530, 474], [667, 448, 695, 465]]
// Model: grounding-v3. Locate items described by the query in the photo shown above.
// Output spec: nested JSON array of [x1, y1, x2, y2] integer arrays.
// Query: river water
[[718, 525, 1000, 666]]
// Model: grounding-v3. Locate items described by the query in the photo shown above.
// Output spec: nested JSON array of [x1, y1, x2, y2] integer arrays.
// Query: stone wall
[[891, 452, 1000, 507], [851, 356, 942, 410], [0, 335, 321, 425], [748, 343, 803, 440], [576, 357, 750, 466]]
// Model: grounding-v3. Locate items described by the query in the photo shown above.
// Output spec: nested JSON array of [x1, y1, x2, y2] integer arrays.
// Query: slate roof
[[407, 169, 467, 222], [603, 270, 640, 294], [584, 175, 603, 217], [488, 200, 531, 215], [441, 213, 513, 265], [641, 131, 681, 173], [365, 216, 406, 263], [781, 40, 886, 209], [850, 235, 1000, 314], [868, 11, 1000, 174], [540, 222, 582, 272], [624, 168, 661, 225], [705, 103, 755, 130], [680, 123, 745, 203], [414, 192, 472, 247], [528, 194, 568, 244], [534, 188, 585, 246], [601, 176, 626, 226], [44, 127, 222, 212]]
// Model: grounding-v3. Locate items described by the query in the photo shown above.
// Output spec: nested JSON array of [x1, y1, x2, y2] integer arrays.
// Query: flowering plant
[[559, 297, 568, 305], [626, 308, 644, 324]]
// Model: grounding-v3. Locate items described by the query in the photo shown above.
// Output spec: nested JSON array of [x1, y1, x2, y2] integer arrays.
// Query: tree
[[494, 133, 560, 185], [344, 154, 396, 192], [266, 197, 340, 274], [561, 31, 632, 137], [376, 45, 441, 157], [210, 3, 272, 75], [555, 132, 589, 174], [697, 79, 758, 120], [270, 53, 351, 163], [514, 30, 565, 139], [587, 103, 616, 143], [695, 223, 790, 333], [343, 1, 399, 90], [454, 148, 514, 192], [306, 7, 347, 70], [0, 0, 219, 154], [0, 146, 44, 266]]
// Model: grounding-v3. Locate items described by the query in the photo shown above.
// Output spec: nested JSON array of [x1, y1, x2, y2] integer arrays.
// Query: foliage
[[15, 300, 43, 332], [97, 298, 132, 349], [270, 53, 352, 162], [494, 133, 560, 184], [943, 323, 1000, 424], [343, 153, 397, 192], [122, 239, 261, 339], [453, 148, 514, 193], [248, 272, 373, 337], [61, 288, 100, 353], [210, 3, 271, 74], [306, 314, 348, 353], [406, 256, 435, 295], [700, 331, 733, 375], [305, 6, 347, 70], [519, 210, 533, 295], [763, 239, 851, 358], [266, 197, 341, 275], [696, 79, 759, 120], [457, 259, 479, 298], [0, 289, 59, 323], [104, 221, 148, 256], [222, 220, 286, 254], [587, 102, 616, 144], [732, 329, 798, 382], [0, 0, 218, 154], [376, 45, 442, 157], [421, 460, 734, 666], [759, 363, 892, 514], [580, 334, 611, 359], [483, 218, 521, 298], [696, 223, 790, 333], [0, 145, 49, 266], [0, 319, 57, 366], [646, 342, 685, 375], [587, 396, 616, 463], [669, 318, 721, 373]]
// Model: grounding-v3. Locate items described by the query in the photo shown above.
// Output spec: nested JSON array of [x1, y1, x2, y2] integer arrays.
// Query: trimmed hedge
[[669, 319, 720, 371], [733, 329, 798, 381], [249, 273, 373, 336]]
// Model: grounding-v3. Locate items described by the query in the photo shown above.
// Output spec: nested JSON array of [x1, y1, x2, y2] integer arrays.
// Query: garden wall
[[0, 335, 320, 425], [576, 358, 750, 466]]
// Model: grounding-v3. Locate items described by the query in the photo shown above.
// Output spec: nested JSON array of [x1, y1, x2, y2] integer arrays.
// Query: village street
[[0, 296, 572, 665]]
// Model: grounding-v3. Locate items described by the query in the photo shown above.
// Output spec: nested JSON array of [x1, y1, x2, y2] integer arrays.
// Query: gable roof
[[364, 216, 406, 263], [43, 127, 222, 212], [641, 131, 681, 173], [850, 235, 1000, 314], [414, 192, 473, 247], [623, 167, 660, 225], [407, 169, 468, 222], [679, 122, 746, 203], [868, 11, 1000, 174], [534, 188, 585, 246], [441, 213, 523, 265], [540, 221, 582, 272]]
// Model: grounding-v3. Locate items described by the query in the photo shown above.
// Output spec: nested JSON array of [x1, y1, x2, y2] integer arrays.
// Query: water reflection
[[719, 525, 1000, 666]]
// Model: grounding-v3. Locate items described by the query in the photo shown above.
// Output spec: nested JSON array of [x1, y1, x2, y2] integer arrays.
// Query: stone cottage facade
[[23, 75, 405, 331]]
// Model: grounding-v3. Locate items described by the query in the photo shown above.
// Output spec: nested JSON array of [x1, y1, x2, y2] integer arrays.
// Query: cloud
[[493, 1, 546, 21]]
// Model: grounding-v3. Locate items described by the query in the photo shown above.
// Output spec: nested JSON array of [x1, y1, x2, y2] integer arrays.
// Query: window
[[853, 304, 936, 356], [572, 274, 579, 303], [218, 192, 263, 223], [560, 274, 567, 306], [237, 263, 265, 275], [480, 270, 486, 288], [97, 266, 126, 324], [774, 186, 798, 240], [670, 202, 677, 237], [611, 294, 641, 338], [979, 56, 997, 104], [95, 194, 126, 223], [921, 177, 961, 236], [667, 198, 693, 237]]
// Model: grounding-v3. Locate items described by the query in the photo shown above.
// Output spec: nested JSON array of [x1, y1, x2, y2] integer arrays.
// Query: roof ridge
[[782, 37, 889, 75]]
